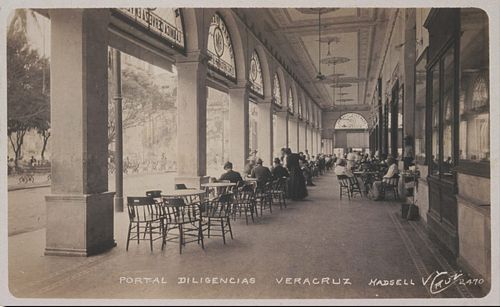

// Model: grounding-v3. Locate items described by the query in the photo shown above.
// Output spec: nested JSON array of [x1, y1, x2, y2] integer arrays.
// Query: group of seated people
[[217, 149, 332, 201], [219, 158, 287, 187], [334, 151, 400, 201]]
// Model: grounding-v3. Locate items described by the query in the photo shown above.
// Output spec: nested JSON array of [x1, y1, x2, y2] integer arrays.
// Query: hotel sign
[[115, 8, 185, 50]]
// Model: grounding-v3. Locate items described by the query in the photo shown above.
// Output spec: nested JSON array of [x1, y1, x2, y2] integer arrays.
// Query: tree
[[7, 9, 50, 167], [107, 55, 176, 145]]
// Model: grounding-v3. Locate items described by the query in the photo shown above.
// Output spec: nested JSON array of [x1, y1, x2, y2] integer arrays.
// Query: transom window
[[116, 8, 184, 50], [288, 88, 294, 114], [298, 99, 303, 119], [272, 74, 282, 106], [207, 13, 236, 80], [335, 113, 368, 130], [249, 51, 264, 96]]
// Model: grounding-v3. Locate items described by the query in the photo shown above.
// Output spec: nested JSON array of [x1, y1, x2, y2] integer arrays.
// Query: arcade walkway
[[8, 172, 482, 300]]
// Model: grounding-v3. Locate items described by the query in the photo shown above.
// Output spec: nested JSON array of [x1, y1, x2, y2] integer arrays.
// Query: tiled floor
[[7, 171, 485, 300]]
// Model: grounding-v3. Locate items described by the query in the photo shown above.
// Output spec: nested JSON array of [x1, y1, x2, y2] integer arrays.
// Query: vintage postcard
[[1, 0, 499, 305]]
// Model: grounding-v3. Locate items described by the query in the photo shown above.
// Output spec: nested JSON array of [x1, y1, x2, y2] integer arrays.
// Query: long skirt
[[287, 169, 308, 200]]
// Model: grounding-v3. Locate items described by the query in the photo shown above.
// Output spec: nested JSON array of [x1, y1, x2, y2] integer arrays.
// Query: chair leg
[[199, 220, 204, 250], [126, 223, 132, 251], [149, 223, 153, 252], [136, 222, 140, 244], [179, 224, 183, 254], [161, 221, 166, 250], [221, 219, 226, 245], [227, 217, 233, 240], [207, 219, 211, 238], [143, 222, 149, 239]]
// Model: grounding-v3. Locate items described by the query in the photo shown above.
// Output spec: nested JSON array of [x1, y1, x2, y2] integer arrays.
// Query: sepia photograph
[[1, 0, 499, 305]]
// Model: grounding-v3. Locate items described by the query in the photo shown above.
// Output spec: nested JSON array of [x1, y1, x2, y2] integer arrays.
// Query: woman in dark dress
[[283, 148, 308, 200]]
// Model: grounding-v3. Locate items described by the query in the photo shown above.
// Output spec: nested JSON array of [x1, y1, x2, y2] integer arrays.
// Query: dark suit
[[219, 170, 243, 184], [250, 165, 273, 185], [271, 165, 289, 179]]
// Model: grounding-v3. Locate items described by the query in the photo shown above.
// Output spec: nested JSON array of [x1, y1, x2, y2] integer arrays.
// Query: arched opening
[[207, 12, 236, 80], [287, 87, 294, 114], [272, 73, 283, 107], [333, 112, 369, 157], [249, 50, 264, 97]]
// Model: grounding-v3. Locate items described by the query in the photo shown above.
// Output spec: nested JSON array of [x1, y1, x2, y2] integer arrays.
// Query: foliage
[[7, 9, 50, 166], [107, 60, 176, 145]]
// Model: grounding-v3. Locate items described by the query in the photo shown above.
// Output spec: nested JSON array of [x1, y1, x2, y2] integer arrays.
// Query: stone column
[[288, 117, 299, 152], [303, 123, 308, 153], [45, 9, 114, 256], [258, 99, 273, 167], [306, 124, 312, 155], [275, 111, 288, 152], [228, 84, 249, 172], [404, 9, 417, 146], [298, 121, 306, 152], [175, 51, 209, 188]]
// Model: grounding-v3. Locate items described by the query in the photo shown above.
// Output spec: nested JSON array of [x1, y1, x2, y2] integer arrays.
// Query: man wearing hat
[[219, 161, 243, 184], [271, 157, 289, 179], [250, 158, 273, 187]]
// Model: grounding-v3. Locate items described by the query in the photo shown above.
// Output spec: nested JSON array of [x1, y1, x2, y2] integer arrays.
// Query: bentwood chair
[[162, 197, 204, 254], [232, 184, 257, 225], [337, 175, 351, 200], [202, 193, 234, 244], [348, 177, 363, 199], [382, 174, 400, 200], [254, 181, 273, 215], [270, 177, 288, 209], [126, 197, 166, 252]]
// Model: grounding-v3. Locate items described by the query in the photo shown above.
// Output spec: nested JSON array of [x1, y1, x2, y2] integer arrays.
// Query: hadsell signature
[[422, 271, 484, 295]]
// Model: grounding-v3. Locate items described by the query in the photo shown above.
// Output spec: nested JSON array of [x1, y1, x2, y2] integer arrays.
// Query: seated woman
[[334, 159, 354, 178], [371, 156, 399, 200]]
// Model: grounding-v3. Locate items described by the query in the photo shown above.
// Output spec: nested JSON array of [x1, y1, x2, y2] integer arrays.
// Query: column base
[[45, 192, 115, 257], [174, 176, 210, 189]]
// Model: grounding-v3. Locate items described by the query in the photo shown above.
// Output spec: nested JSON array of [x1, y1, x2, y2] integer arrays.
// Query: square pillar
[[288, 117, 299, 152], [46, 9, 114, 256], [175, 51, 209, 188], [298, 121, 306, 152], [309, 126, 314, 155], [275, 112, 288, 153], [258, 99, 273, 167], [403, 9, 417, 142], [228, 85, 249, 172]]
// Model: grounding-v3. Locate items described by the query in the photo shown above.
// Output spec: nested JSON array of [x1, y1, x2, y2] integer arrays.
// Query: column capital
[[176, 49, 209, 65]]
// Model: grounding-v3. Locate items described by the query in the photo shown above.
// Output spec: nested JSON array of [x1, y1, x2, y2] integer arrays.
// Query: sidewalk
[[7, 172, 485, 300]]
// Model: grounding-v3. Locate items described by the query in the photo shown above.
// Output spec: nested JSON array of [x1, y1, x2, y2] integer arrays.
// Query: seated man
[[371, 156, 399, 200], [271, 157, 289, 179], [334, 159, 354, 178], [219, 161, 243, 184], [250, 158, 273, 187]]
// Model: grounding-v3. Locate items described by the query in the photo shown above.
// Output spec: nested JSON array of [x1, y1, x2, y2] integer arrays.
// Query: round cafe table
[[201, 182, 236, 196], [161, 189, 206, 205]]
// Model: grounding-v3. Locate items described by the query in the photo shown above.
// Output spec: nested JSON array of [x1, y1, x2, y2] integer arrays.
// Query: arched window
[[288, 88, 294, 113], [272, 74, 282, 106], [335, 113, 369, 130], [207, 13, 236, 80], [298, 98, 303, 119], [249, 50, 264, 96], [305, 100, 310, 122]]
